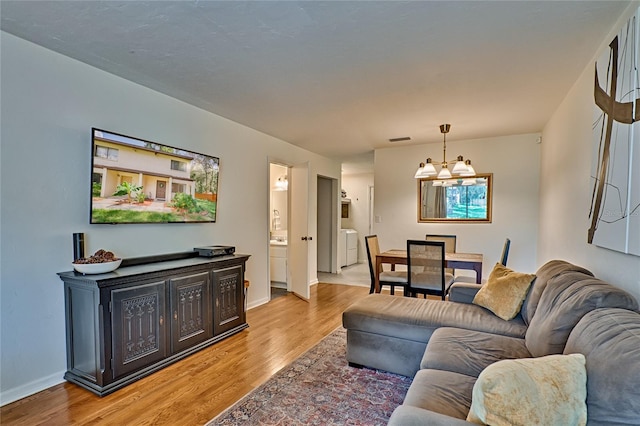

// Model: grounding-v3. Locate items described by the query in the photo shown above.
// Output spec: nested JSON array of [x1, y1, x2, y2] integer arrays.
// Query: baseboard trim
[[1, 371, 65, 407], [247, 296, 270, 310]]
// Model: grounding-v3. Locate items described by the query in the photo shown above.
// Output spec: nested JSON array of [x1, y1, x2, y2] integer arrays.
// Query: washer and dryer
[[340, 229, 358, 267]]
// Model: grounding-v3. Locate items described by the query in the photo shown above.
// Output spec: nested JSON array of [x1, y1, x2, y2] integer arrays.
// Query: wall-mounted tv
[[90, 128, 219, 224]]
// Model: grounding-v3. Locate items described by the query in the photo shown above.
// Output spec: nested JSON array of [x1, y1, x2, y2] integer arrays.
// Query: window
[[171, 160, 187, 172], [418, 174, 492, 223], [172, 183, 186, 194], [94, 145, 118, 161]]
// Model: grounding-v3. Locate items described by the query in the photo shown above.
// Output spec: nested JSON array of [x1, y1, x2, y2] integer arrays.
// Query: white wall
[[374, 134, 541, 278], [0, 32, 340, 404], [539, 3, 640, 301], [341, 173, 374, 263]]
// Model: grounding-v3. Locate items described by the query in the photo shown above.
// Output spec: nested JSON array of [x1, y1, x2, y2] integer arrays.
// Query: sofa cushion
[[521, 260, 593, 325], [346, 329, 428, 378], [389, 405, 472, 426], [403, 369, 476, 420], [466, 354, 587, 426], [342, 294, 528, 343], [448, 282, 482, 304], [472, 263, 536, 320], [525, 272, 639, 357], [421, 327, 531, 377], [564, 308, 640, 425]]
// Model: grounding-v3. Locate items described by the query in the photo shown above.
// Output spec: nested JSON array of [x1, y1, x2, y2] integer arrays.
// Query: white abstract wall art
[[590, 7, 640, 257]]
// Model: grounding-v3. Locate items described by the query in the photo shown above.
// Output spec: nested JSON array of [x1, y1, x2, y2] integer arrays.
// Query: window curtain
[[421, 181, 429, 218], [434, 187, 447, 218]]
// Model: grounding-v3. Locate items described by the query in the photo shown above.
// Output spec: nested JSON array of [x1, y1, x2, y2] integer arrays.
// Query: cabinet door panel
[[66, 284, 101, 383], [111, 281, 167, 379], [212, 265, 245, 335], [270, 256, 287, 283], [170, 271, 212, 353]]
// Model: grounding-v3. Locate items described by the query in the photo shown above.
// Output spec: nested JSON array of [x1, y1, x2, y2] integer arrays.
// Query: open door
[[289, 163, 310, 300]]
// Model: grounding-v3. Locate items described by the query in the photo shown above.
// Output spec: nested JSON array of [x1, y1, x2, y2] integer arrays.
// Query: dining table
[[375, 249, 483, 293]]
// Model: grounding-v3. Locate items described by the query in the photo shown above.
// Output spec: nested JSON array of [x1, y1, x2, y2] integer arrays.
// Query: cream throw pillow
[[467, 354, 587, 426], [472, 263, 535, 320]]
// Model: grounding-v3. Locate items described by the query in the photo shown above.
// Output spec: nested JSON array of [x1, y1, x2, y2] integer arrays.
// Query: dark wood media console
[[58, 251, 250, 396]]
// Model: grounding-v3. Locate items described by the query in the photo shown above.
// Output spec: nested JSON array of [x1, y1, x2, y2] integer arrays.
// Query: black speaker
[[73, 233, 85, 261]]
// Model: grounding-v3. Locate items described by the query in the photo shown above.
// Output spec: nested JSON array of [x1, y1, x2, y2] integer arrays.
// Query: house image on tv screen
[[91, 129, 219, 224]]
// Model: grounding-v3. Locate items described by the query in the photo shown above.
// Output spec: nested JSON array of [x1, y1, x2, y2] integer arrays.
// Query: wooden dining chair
[[364, 235, 408, 295], [407, 240, 454, 300], [500, 238, 511, 266], [425, 234, 456, 275]]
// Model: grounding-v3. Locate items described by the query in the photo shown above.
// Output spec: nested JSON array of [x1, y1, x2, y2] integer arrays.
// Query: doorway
[[156, 180, 167, 200], [317, 175, 338, 275], [268, 162, 336, 301], [269, 163, 289, 300]]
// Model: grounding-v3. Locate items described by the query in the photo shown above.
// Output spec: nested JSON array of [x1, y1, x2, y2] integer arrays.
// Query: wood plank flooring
[[1, 283, 372, 426]]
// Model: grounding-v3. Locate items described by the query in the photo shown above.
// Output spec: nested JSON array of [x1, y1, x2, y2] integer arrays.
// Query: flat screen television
[[90, 128, 219, 224]]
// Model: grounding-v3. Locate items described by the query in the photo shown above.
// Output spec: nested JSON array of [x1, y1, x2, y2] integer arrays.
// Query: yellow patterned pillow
[[472, 263, 535, 320], [467, 354, 587, 426]]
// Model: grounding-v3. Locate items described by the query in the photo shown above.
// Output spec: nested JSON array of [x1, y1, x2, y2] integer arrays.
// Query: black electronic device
[[193, 245, 236, 257], [73, 233, 85, 261]]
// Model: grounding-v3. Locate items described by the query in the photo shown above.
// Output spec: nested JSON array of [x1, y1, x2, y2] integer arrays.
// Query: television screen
[[90, 128, 219, 224]]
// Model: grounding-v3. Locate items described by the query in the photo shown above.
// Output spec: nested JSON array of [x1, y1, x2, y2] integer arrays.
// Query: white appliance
[[340, 229, 358, 267]]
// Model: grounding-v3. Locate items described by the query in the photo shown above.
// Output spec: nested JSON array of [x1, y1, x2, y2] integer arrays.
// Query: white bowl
[[73, 259, 122, 274]]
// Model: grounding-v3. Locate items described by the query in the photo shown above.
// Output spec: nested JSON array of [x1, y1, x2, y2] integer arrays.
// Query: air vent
[[389, 136, 411, 142]]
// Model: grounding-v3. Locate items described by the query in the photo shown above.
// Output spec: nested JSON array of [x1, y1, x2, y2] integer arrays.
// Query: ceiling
[[1, 1, 630, 173]]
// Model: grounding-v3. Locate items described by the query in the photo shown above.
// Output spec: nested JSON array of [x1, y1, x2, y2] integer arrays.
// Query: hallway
[[318, 262, 370, 287]]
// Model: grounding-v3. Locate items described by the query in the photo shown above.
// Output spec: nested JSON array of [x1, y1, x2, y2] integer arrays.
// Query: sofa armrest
[[448, 283, 482, 304], [388, 406, 473, 425]]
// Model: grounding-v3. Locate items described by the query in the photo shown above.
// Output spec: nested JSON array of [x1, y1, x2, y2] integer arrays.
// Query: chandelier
[[414, 124, 476, 179]]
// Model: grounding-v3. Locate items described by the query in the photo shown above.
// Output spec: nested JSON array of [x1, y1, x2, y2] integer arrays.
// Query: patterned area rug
[[208, 328, 412, 425]]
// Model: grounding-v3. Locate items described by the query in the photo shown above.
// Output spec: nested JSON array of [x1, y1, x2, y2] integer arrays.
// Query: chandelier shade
[[414, 124, 476, 180], [273, 175, 288, 191]]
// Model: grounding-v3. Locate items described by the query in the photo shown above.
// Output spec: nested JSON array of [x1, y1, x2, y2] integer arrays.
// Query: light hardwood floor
[[1, 283, 373, 426]]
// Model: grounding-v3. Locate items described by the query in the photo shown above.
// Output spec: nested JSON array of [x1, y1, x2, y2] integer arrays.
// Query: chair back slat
[[425, 234, 456, 275], [407, 240, 448, 300], [365, 234, 406, 295], [364, 235, 377, 282], [500, 238, 511, 266], [425, 234, 457, 252]]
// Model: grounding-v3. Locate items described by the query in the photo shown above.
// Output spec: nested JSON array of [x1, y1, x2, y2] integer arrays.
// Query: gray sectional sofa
[[341, 260, 640, 425]]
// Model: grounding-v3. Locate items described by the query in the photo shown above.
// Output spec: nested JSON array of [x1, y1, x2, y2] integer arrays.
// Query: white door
[[289, 163, 310, 300]]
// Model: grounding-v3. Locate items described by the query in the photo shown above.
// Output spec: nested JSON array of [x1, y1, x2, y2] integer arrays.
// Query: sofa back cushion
[[564, 308, 640, 425], [521, 260, 593, 325], [525, 272, 638, 357]]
